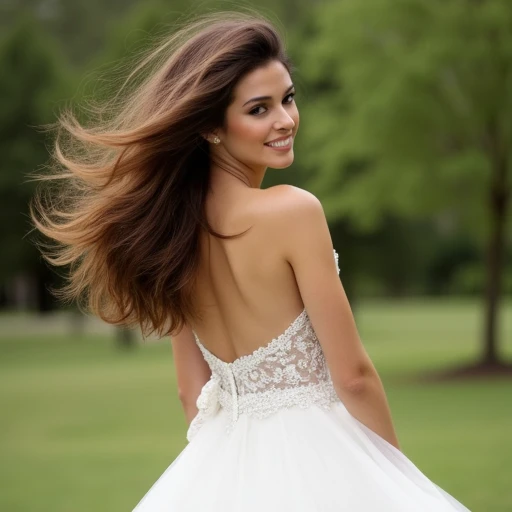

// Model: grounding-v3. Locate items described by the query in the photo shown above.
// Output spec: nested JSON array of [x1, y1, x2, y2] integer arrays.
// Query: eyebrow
[[242, 84, 295, 107]]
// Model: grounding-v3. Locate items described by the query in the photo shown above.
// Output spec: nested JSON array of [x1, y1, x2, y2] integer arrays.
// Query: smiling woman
[[207, 60, 299, 183], [30, 11, 472, 512]]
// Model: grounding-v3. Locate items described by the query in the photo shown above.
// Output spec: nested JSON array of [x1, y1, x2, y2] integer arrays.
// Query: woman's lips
[[264, 136, 293, 151]]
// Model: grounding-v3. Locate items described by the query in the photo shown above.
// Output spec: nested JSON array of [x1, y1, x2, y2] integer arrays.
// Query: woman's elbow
[[338, 376, 370, 396], [177, 388, 196, 408], [336, 363, 378, 395], [177, 389, 199, 423]]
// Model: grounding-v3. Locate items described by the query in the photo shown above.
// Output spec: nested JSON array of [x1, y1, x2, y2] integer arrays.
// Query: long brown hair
[[30, 12, 291, 338]]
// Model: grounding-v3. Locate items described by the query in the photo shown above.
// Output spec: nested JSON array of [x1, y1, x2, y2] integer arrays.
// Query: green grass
[[1, 298, 511, 511]]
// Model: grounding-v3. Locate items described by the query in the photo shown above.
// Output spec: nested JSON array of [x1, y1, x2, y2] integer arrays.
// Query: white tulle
[[132, 249, 471, 511]]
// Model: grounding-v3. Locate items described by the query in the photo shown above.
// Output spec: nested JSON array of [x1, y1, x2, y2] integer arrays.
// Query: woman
[[31, 12, 471, 512]]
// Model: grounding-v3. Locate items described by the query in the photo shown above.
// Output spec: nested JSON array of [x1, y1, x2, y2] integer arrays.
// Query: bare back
[[190, 185, 304, 363]]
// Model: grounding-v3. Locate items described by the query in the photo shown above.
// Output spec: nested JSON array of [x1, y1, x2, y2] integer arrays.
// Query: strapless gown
[[132, 250, 471, 511]]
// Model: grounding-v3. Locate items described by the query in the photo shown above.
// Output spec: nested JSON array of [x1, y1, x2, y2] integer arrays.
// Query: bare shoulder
[[258, 184, 325, 223], [249, 185, 330, 260], [261, 184, 321, 207]]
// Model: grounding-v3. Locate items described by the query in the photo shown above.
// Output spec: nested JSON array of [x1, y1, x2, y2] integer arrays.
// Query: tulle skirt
[[132, 401, 470, 511]]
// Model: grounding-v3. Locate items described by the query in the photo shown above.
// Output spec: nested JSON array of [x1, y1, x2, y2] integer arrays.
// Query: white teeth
[[267, 137, 291, 148]]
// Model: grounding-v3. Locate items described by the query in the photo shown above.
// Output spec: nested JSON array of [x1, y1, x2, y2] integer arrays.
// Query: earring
[[213, 136, 221, 144]]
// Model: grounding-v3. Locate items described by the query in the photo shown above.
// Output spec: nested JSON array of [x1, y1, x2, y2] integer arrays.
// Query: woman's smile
[[264, 135, 293, 151]]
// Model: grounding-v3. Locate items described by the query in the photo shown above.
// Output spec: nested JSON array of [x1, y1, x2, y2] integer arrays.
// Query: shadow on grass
[[415, 361, 512, 383]]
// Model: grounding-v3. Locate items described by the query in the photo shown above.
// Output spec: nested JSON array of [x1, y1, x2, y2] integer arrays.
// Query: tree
[[300, 0, 511, 370], [0, 16, 72, 310]]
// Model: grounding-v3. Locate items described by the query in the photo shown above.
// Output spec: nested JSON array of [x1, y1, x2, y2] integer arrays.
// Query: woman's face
[[215, 60, 299, 171]]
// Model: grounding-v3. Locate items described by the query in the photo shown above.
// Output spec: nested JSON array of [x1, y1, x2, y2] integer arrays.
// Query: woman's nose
[[274, 108, 295, 131]]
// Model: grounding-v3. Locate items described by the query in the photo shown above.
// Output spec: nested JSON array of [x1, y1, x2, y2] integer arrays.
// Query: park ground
[[1, 298, 511, 511]]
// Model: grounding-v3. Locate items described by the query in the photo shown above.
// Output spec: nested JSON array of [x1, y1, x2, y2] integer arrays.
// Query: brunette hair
[[30, 12, 291, 338]]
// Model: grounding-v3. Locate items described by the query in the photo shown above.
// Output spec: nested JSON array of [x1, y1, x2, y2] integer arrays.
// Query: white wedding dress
[[132, 250, 471, 511]]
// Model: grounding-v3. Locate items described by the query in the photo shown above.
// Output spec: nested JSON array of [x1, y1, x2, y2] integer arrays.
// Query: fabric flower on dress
[[186, 374, 222, 442]]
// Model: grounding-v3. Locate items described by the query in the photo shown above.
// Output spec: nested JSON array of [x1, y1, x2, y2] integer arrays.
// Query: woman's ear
[[201, 132, 213, 142], [203, 133, 221, 145]]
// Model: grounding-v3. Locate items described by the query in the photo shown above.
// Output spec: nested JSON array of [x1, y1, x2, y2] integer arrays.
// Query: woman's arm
[[170, 324, 211, 425], [276, 185, 401, 451]]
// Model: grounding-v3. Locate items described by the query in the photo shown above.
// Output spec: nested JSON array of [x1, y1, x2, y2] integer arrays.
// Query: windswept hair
[[30, 12, 291, 338]]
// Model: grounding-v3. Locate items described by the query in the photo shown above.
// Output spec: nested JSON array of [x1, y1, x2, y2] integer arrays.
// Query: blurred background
[[1, 0, 511, 510]]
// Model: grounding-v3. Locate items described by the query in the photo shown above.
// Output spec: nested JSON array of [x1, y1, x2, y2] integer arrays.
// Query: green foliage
[[1, 0, 319, 66], [300, 0, 512, 239], [0, 0, 143, 66], [0, 16, 72, 280]]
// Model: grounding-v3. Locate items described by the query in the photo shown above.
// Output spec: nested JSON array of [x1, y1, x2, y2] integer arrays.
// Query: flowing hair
[[30, 12, 291, 338]]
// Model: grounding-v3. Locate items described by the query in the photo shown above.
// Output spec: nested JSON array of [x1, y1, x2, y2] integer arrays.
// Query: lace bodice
[[187, 249, 341, 442]]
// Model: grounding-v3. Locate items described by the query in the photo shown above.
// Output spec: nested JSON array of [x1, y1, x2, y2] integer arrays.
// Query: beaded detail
[[187, 249, 341, 442]]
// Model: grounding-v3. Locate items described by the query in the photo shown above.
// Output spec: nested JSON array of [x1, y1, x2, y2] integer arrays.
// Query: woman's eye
[[249, 93, 295, 115], [249, 106, 267, 116], [284, 92, 296, 103]]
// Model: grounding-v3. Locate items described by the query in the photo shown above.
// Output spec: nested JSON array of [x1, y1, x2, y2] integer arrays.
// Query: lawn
[[0, 298, 511, 511]]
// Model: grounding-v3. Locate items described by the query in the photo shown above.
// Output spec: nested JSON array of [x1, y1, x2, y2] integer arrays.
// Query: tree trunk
[[482, 123, 509, 365], [116, 326, 136, 349]]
